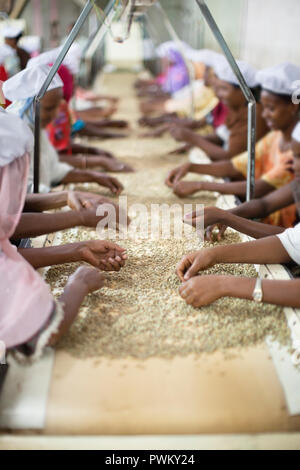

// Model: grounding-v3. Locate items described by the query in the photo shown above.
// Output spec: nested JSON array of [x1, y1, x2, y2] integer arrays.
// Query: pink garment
[[0, 154, 54, 349], [212, 102, 228, 129], [50, 63, 74, 103]]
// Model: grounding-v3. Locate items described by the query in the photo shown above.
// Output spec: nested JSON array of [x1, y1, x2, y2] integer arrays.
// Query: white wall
[[200, 0, 300, 69], [241, 0, 300, 68]]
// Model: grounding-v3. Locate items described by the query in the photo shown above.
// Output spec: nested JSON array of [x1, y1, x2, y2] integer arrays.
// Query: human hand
[[168, 144, 193, 155], [179, 275, 227, 307], [176, 248, 217, 282], [68, 191, 126, 211], [69, 266, 106, 294], [93, 149, 115, 159], [94, 173, 124, 195], [173, 181, 202, 198], [101, 157, 134, 173], [80, 200, 130, 229], [76, 240, 128, 271], [183, 207, 228, 241], [169, 126, 190, 143], [165, 163, 191, 188]]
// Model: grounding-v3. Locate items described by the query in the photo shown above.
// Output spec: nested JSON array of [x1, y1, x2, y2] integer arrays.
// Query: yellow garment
[[164, 83, 218, 120], [232, 131, 296, 228], [232, 131, 294, 189]]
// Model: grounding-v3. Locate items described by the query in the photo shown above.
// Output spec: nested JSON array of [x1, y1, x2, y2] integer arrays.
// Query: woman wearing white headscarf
[[0, 109, 110, 363], [3, 65, 124, 194]]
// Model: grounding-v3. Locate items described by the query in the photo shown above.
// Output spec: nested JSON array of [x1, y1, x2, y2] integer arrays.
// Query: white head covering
[[3, 64, 63, 101], [215, 58, 259, 88], [0, 43, 15, 63], [292, 122, 300, 143], [20, 36, 42, 55], [256, 63, 300, 96], [27, 44, 81, 76], [0, 108, 34, 167], [2, 25, 23, 39], [156, 40, 192, 59], [185, 48, 223, 68]]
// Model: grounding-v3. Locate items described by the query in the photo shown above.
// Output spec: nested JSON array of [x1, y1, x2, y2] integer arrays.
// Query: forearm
[[61, 169, 95, 184], [13, 211, 83, 239], [213, 236, 292, 265], [189, 161, 241, 179], [19, 244, 80, 269], [69, 143, 95, 155], [59, 155, 109, 170], [200, 179, 274, 198], [184, 132, 230, 160], [49, 281, 89, 345], [223, 277, 300, 309], [219, 212, 285, 239], [24, 192, 68, 212], [229, 184, 294, 220]]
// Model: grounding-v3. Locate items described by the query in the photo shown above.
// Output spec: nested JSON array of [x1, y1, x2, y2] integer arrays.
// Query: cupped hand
[[78, 240, 128, 272]]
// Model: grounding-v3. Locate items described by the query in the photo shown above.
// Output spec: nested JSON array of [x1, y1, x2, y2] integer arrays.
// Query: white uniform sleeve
[[41, 131, 72, 187], [277, 223, 300, 265]]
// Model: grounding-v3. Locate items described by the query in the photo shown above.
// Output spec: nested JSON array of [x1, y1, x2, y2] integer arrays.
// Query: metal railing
[[195, 0, 256, 201]]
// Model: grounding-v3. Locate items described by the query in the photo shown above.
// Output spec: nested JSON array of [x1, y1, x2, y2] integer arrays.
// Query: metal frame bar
[[78, 0, 116, 89], [149, 1, 196, 119], [195, 0, 256, 201], [33, 0, 95, 193]]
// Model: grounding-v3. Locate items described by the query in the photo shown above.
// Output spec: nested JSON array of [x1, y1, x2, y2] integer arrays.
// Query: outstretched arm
[[178, 274, 300, 309], [174, 178, 274, 199], [61, 169, 123, 195], [48, 267, 105, 346], [177, 235, 292, 282], [169, 127, 235, 161], [184, 207, 285, 240]]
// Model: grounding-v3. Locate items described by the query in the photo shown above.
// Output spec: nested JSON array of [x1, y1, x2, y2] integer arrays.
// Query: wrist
[[65, 277, 89, 297], [220, 275, 237, 297], [210, 245, 225, 265], [77, 209, 88, 227], [216, 208, 229, 225], [222, 276, 256, 299], [189, 164, 199, 173], [63, 243, 82, 263], [57, 191, 69, 206]]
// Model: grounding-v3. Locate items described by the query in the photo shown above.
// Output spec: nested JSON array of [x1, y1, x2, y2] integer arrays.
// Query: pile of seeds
[[45, 73, 291, 360], [46, 227, 290, 359]]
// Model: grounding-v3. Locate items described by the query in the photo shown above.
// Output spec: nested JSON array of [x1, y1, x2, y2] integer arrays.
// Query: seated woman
[[3, 65, 124, 195], [27, 49, 129, 138], [167, 59, 268, 162], [176, 224, 300, 309], [183, 120, 300, 240], [167, 63, 300, 222], [0, 109, 127, 363], [136, 41, 186, 99], [139, 51, 224, 139], [46, 65, 133, 173], [140, 49, 190, 115]]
